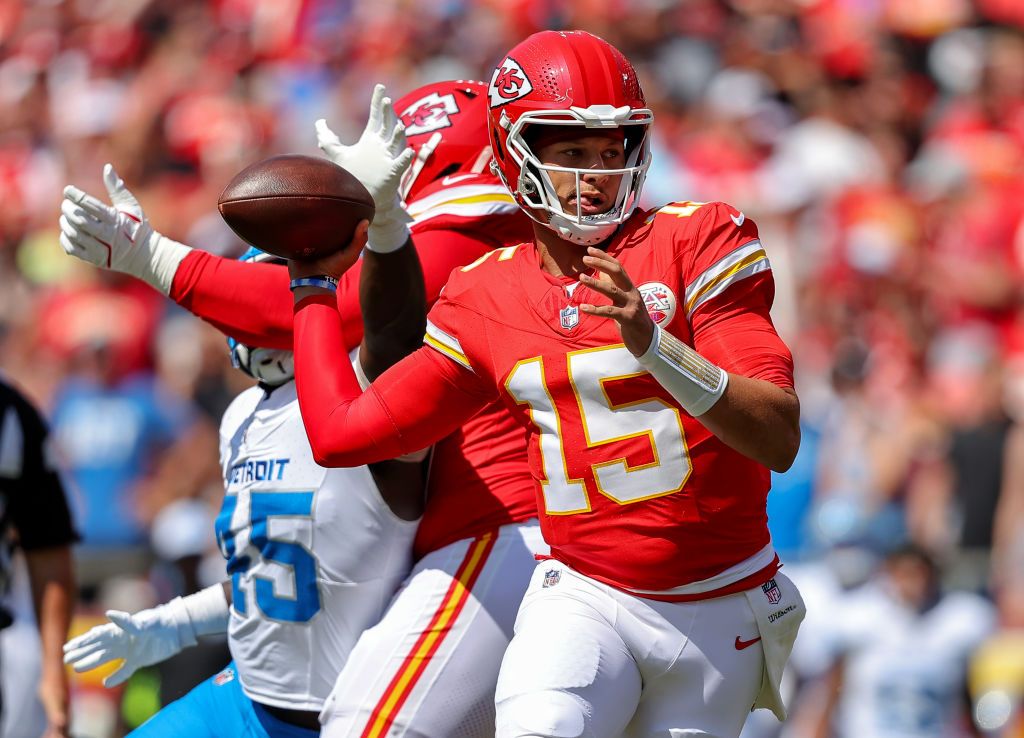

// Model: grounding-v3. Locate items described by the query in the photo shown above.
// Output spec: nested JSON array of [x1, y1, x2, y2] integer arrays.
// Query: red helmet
[[486, 30, 653, 245], [396, 80, 493, 202]]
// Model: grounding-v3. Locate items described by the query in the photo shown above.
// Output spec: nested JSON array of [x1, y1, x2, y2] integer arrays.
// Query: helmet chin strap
[[544, 214, 620, 246], [516, 191, 621, 246]]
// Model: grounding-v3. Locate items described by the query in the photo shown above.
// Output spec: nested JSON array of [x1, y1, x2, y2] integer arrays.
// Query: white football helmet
[[227, 247, 294, 387]]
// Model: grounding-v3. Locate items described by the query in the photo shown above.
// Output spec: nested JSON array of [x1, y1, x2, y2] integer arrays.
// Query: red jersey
[[404, 173, 539, 557], [422, 201, 793, 594], [170, 173, 538, 558]]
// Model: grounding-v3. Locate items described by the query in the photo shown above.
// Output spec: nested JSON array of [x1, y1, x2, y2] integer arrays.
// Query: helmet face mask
[[486, 31, 654, 246], [227, 246, 295, 387], [503, 109, 653, 245], [399, 131, 444, 201], [228, 339, 295, 386]]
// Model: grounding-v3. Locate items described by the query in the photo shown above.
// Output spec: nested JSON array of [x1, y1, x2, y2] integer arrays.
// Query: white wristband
[[636, 323, 728, 416], [133, 233, 192, 295], [365, 204, 413, 254], [164, 583, 230, 649]]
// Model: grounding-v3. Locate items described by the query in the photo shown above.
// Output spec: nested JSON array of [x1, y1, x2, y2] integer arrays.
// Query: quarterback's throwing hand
[[288, 218, 369, 286], [579, 247, 655, 357]]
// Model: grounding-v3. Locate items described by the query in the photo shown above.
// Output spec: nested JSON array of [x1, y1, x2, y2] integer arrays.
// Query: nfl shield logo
[[543, 569, 561, 588], [559, 305, 579, 331], [762, 579, 782, 605], [213, 667, 235, 686]]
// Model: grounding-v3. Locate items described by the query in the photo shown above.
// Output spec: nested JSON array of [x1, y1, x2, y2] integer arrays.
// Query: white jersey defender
[[216, 380, 417, 712], [828, 585, 995, 738]]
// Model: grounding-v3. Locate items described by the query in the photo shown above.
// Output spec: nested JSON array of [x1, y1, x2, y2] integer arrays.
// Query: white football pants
[[495, 561, 805, 738], [320, 519, 547, 738]]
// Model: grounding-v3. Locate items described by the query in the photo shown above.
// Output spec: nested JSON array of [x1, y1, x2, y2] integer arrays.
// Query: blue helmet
[[227, 247, 294, 386]]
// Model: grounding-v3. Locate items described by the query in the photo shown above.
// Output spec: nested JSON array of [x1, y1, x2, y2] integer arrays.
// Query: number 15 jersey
[[424, 201, 794, 598]]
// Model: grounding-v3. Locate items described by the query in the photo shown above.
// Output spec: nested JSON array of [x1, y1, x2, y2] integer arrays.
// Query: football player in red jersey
[[58, 83, 548, 737], [287, 31, 806, 738]]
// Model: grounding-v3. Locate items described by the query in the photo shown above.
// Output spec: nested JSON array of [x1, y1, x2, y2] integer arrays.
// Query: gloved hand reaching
[[59, 164, 192, 294], [316, 84, 415, 253]]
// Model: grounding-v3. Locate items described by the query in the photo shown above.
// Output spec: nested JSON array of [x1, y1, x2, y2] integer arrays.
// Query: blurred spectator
[[808, 338, 940, 552], [906, 325, 1019, 588], [47, 325, 195, 581]]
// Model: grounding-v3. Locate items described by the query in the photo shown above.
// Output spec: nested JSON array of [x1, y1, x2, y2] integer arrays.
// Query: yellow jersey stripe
[[409, 192, 516, 218], [423, 333, 472, 371], [686, 251, 770, 317]]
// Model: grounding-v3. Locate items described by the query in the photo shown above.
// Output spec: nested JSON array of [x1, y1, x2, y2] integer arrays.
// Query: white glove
[[59, 164, 192, 294], [63, 584, 229, 687], [316, 84, 415, 253]]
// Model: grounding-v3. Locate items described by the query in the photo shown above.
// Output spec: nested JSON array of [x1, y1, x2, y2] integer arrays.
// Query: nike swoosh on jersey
[[734, 635, 762, 650], [730, 212, 746, 227]]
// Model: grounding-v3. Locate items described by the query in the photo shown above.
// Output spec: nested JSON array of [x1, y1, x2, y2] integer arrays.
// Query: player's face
[[534, 134, 626, 216], [884, 555, 936, 609]]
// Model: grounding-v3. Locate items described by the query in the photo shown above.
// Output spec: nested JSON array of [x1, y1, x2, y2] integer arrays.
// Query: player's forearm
[[635, 318, 799, 470], [171, 250, 296, 349], [699, 377, 800, 472], [358, 236, 427, 380], [683, 274, 799, 470], [171, 231, 476, 356], [294, 295, 479, 466], [26, 547, 74, 695]]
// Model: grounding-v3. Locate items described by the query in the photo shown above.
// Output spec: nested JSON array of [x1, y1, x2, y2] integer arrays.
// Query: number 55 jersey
[[424, 201, 794, 599], [215, 380, 417, 712]]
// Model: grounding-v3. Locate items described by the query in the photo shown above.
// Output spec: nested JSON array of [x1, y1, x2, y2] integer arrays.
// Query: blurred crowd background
[[2, 0, 1024, 736]]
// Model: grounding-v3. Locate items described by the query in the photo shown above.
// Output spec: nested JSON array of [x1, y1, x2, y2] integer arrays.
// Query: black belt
[[259, 702, 321, 731]]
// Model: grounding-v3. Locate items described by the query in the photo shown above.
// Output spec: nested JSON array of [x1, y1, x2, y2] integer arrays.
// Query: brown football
[[218, 155, 375, 261]]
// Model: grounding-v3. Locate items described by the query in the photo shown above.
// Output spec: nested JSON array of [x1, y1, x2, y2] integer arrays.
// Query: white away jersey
[[215, 381, 417, 711], [828, 585, 996, 738]]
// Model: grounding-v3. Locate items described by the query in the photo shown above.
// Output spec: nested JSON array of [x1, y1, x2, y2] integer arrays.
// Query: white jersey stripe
[[684, 240, 770, 318], [424, 321, 473, 371], [408, 184, 516, 224], [412, 198, 519, 226]]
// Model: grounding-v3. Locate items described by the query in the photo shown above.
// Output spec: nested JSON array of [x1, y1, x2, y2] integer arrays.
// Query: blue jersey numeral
[[214, 491, 321, 623]]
